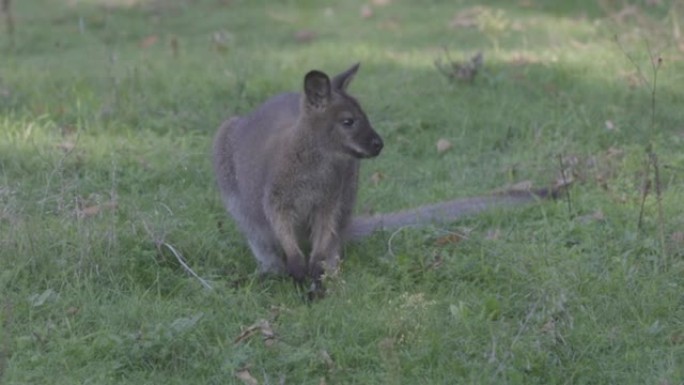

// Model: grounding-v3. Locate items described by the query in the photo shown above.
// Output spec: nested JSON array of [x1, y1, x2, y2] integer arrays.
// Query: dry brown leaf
[[449, 6, 484, 29], [235, 369, 259, 385], [56, 141, 76, 152], [486, 228, 501, 240], [234, 319, 275, 345], [577, 210, 606, 224], [508, 180, 533, 191], [436, 138, 452, 153], [319, 349, 335, 370], [360, 4, 373, 19], [670, 232, 684, 245], [170, 36, 179, 57], [434, 233, 464, 246], [294, 29, 317, 43], [541, 318, 556, 334], [138, 35, 158, 49], [79, 200, 117, 218], [370, 171, 384, 186], [378, 18, 400, 31], [66, 306, 80, 316]]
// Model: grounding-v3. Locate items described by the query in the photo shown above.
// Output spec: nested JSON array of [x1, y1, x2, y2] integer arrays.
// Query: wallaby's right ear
[[304, 70, 331, 109], [331, 62, 360, 91]]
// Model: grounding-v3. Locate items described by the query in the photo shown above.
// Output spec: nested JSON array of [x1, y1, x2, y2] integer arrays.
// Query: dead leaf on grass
[[508, 180, 533, 192], [294, 29, 317, 44], [78, 200, 117, 218], [486, 228, 501, 240], [235, 368, 259, 385], [319, 349, 335, 370], [138, 35, 158, 49], [449, 6, 484, 29], [434, 233, 464, 246], [436, 138, 452, 153], [370, 171, 384, 186], [670, 231, 684, 245], [577, 210, 606, 224], [360, 4, 373, 19], [234, 319, 276, 346], [56, 141, 76, 152]]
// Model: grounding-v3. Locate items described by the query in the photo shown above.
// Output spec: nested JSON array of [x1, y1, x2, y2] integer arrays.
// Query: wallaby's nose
[[371, 136, 384, 154]]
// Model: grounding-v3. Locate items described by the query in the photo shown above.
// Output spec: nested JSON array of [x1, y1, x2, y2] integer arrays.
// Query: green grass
[[1, 0, 684, 383]]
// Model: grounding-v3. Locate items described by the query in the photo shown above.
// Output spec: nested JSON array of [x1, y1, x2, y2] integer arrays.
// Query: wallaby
[[212, 63, 560, 290]]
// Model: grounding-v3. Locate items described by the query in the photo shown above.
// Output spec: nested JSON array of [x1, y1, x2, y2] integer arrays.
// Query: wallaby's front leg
[[269, 211, 307, 284], [309, 213, 343, 284]]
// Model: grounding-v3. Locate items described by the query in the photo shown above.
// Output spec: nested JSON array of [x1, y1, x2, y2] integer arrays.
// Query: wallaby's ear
[[331, 62, 360, 91], [304, 70, 331, 109]]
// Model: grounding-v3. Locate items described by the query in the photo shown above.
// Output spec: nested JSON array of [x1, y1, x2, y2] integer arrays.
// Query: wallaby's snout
[[357, 127, 383, 158]]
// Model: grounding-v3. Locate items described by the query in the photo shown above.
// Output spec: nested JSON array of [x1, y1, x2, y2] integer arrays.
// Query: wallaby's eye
[[341, 118, 355, 127]]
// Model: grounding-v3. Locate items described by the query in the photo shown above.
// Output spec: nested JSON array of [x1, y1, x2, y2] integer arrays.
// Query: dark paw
[[307, 279, 326, 301], [286, 260, 307, 286]]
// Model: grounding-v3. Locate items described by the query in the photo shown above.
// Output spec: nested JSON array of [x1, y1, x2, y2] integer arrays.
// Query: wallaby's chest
[[271, 154, 357, 214]]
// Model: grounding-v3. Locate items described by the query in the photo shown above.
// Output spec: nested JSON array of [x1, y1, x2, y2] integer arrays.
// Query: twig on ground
[[160, 242, 213, 291]]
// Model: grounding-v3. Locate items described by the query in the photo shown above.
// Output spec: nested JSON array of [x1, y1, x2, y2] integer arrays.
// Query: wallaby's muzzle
[[352, 129, 383, 158]]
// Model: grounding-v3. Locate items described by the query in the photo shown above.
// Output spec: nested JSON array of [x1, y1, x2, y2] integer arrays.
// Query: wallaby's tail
[[347, 187, 563, 241]]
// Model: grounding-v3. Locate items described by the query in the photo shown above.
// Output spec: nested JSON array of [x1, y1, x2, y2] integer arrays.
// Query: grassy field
[[1, 0, 684, 383]]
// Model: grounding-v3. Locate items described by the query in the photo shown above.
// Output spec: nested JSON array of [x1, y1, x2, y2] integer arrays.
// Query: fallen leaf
[[436, 138, 452, 153], [294, 29, 317, 43], [361, 4, 373, 19], [235, 369, 259, 385], [434, 233, 464, 246], [508, 180, 533, 191], [78, 200, 117, 218], [170, 36, 179, 57], [212, 30, 234, 53], [577, 210, 606, 224], [234, 319, 276, 346], [370, 171, 384, 186], [449, 6, 483, 28], [56, 141, 76, 152], [671, 232, 684, 245], [319, 349, 335, 370], [138, 35, 158, 49], [605, 120, 616, 130], [541, 318, 556, 334], [66, 306, 80, 316], [485, 228, 501, 240]]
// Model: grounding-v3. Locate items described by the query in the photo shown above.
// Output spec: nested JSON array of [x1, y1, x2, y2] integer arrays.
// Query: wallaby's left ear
[[331, 63, 360, 91], [304, 70, 332, 109]]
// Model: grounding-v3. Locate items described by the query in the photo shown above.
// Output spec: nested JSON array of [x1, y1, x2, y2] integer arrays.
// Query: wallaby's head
[[301, 63, 383, 159]]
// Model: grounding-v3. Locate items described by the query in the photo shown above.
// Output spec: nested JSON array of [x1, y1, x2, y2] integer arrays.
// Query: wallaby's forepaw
[[286, 259, 307, 286], [307, 280, 326, 301]]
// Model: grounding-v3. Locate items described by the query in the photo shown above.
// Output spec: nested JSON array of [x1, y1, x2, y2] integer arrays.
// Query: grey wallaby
[[212, 63, 560, 288]]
